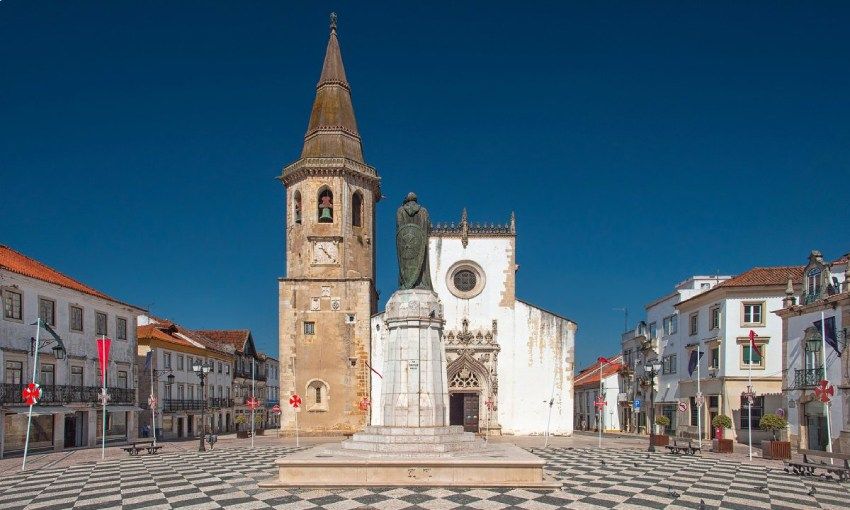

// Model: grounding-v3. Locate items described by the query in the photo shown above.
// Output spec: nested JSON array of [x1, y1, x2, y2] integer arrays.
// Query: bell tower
[[278, 14, 380, 434]]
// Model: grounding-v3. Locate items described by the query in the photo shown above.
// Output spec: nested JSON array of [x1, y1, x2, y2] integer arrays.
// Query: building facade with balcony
[[619, 327, 656, 434], [1, 245, 144, 457], [136, 316, 235, 439], [776, 250, 849, 452], [196, 330, 266, 432], [645, 276, 729, 437], [672, 267, 800, 443], [261, 354, 280, 428], [574, 354, 623, 432]]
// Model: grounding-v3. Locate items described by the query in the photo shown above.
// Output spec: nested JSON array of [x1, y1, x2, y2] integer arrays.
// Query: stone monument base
[[260, 440, 558, 488]]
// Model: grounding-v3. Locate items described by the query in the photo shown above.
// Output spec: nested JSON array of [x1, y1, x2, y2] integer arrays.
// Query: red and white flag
[[749, 330, 761, 358], [598, 356, 610, 365], [97, 337, 112, 386]]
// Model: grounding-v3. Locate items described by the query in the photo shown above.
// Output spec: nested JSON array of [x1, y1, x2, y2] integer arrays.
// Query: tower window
[[304, 322, 315, 335], [318, 188, 333, 223], [352, 191, 363, 227], [293, 191, 302, 224]]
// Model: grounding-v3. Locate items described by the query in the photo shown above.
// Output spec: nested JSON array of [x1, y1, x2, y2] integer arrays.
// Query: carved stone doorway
[[450, 392, 479, 432]]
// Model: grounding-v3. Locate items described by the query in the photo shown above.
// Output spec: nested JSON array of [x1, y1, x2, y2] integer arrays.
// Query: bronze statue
[[396, 192, 433, 290]]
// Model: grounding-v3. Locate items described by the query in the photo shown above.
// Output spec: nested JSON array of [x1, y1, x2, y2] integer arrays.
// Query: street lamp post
[[644, 359, 663, 452], [149, 369, 174, 446], [192, 361, 212, 452]]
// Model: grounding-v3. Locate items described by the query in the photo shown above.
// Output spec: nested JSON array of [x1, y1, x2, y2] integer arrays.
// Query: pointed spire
[[301, 13, 364, 162], [509, 211, 516, 234], [460, 208, 469, 248]]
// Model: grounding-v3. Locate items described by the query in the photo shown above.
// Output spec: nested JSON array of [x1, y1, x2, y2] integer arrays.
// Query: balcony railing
[[265, 399, 279, 408], [233, 369, 266, 381], [0, 384, 134, 405], [208, 398, 234, 409], [163, 399, 204, 412], [794, 368, 824, 388]]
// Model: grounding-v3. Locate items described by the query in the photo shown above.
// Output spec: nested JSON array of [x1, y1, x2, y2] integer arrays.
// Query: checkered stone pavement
[[1, 445, 848, 509]]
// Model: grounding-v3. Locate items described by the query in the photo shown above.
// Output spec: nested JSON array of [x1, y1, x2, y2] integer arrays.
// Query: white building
[[647, 276, 730, 436], [776, 250, 849, 452], [670, 267, 800, 443], [136, 315, 235, 439], [371, 211, 576, 435], [262, 354, 280, 428], [574, 354, 624, 432], [1, 245, 144, 457]]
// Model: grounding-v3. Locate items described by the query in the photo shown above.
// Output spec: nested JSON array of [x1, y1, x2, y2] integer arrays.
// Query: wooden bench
[[665, 438, 701, 455], [785, 449, 850, 482], [122, 441, 161, 456]]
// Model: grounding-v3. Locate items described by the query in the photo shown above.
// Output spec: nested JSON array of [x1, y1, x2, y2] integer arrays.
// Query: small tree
[[759, 414, 787, 441], [712, 414, 733, 429], [234, 415, 247, 431], [654, 415, 670, 434]]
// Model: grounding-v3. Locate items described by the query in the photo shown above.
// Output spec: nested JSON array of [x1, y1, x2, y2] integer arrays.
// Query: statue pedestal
[[263, 288, 556, 488]]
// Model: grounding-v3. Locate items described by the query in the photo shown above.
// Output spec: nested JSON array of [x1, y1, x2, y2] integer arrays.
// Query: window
[[226, 386, 231, 399], [178, 385, 185, 400], [709, 305, 721, 330], [807, 268, 821, 295], [662, 354, 677, 374], [189, 385, 194, 400], [164, 353, 172, 369], [306, 380, 329, 411], [117, 371, 128, 389], [663, 315, 678, 335], [690, 396, 699, 425], [40, 363, 55, 386], [742, 345, 763, 367], [314, 386, 322, 404], [70, 366, 83, 387], [116, 317, 127, 340], [740, 395, 764, 429], [69, 305, 83, 332], [318, 188, 333, 223], [38, 298, 56, 326], [225, 364, 230, 375], [218, 362, 222, 373], [3, 289, 23, 320], [623, 349, 632, 367], [304, 322, 315, 335], [293, 190, 302, 224], [95, 312, 108, 336], [689, 313, 698, 336], [742, 303, 763, 325], [352, 191, 363, 227], [5, 361, 23, 384], [709, 346, 720, 370], [700, 282, 711, 289], [649, 322, 657, 339], [164, 384, 173, 400], [805, 331, 822, 370], [453, 270, 477, 292], [177, 355, 184, 371]]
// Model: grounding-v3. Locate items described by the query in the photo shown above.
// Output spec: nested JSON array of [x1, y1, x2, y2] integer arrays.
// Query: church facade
[[280, 19, 576, 436], [371, 211, 577, 435]]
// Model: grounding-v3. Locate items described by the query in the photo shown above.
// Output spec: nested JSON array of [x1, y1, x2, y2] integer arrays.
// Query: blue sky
[[2, 2, 848, 368]]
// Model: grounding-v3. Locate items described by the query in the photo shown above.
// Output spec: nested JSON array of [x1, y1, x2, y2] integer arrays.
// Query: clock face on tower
[[312, 240, 339, 265]]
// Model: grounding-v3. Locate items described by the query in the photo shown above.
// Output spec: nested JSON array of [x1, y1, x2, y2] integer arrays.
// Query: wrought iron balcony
[[208, 397, 234, 408], [265, 399, 279, 408], [162, 399, 204, 412], [233, 368, 266, 381], [0, 384, 134, 405], [794, 368, 824, 388]]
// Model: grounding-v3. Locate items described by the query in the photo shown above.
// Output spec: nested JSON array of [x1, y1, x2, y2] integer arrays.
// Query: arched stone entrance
[[447, 352, 492, 433]]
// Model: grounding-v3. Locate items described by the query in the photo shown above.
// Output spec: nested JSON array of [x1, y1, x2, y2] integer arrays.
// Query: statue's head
[[403, 192, 417, 204]]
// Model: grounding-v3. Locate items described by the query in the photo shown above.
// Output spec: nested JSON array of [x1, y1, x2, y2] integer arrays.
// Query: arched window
[[315, 386, 322, 404], [351, 191, 363, 227], [318, 188, 333, 223], [306, 379, 329, 411], [293, 190, 302, 224]]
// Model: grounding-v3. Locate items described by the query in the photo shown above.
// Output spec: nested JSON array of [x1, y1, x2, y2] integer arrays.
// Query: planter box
[[237, 431, 251, 439], [651, 435, 669, 446], [761, 440, 791, 460], [712, 438, 734, 453]]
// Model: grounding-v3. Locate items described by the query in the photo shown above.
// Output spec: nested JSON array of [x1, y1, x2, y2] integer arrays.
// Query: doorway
[[177, 417, 184, 438], [64, 415, 76, 447], [450, 392, 479, 432], [187, 415, 194, 436]]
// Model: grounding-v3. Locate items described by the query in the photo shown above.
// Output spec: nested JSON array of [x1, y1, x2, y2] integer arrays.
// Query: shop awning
[[106, 405, 143, 412], [5, 406, 76, 416]]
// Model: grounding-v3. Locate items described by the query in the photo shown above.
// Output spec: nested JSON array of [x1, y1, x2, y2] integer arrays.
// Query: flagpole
[[821, 311, 833, 457], [251, 358, 255, 449], [748, 342, 752, 461], [696, 343, 702, 450], [150, 352, 157, 447], [101, 335, 107, 460], [22, 319, 41, 471]]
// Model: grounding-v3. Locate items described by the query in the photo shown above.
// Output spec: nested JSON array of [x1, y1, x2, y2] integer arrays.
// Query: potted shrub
[[712, 415, 734, 453], [652, 415, 670, 446], [760, 414, 790, 460], [235, 415, 249, 439], [255, 414, 266, 436]]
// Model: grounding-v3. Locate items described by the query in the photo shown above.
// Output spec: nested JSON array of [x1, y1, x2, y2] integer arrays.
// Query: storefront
[[2, 406, 74, 453]]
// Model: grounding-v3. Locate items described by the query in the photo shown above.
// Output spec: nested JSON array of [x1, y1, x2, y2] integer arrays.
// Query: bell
[[319, 206, 333, 222]]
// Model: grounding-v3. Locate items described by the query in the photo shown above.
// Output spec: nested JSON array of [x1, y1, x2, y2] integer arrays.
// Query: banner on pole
[[97, 337, 112, 385]]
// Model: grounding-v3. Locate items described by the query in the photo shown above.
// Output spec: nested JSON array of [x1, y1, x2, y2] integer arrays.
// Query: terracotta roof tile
[[195, 330, 251, 351], [0, 244, 139, 309], [715, 266, 804, 288], [574, 355, 624, 389]]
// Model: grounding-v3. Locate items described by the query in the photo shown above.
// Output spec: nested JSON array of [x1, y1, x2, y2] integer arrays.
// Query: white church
[[370, 210, 577, 435]]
